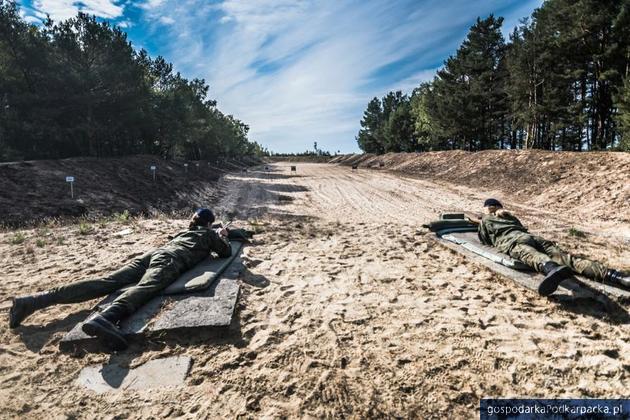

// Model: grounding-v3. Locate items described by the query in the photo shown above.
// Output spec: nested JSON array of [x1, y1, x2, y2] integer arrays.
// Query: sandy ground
[[0, 162, 629, 419]]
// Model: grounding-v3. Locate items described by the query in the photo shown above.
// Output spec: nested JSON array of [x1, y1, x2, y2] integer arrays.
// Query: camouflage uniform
[[478, 212, 608, 281], [48, 226, 231, 314]]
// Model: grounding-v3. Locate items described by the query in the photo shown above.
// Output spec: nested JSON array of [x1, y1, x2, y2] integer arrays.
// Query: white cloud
[[139, 0, 166, 10], [22, 14, 44, 24], [33, 0, 124, 21], [117, 19, 133, 28], [159, 15, 175, 25]]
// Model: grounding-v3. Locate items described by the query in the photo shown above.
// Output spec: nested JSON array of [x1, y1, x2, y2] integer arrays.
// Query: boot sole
[[82, 316, 128, 351], [9, 298, 32, 329], [8, 301, 21, 329], [538, 266, 572, 296]]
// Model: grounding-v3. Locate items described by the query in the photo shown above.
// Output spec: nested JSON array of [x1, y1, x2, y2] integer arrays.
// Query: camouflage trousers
[[507, 233, 608, 281], [49, 250, 183, 315]]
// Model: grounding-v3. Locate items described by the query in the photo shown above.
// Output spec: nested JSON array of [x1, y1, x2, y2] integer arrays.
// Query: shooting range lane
[[1, 162, 628, 418], [203, 162, 629, 416], [59, 242, 245, 351]]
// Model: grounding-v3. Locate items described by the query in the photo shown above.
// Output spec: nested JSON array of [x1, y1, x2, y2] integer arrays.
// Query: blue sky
[[18, 0, 543, 153]]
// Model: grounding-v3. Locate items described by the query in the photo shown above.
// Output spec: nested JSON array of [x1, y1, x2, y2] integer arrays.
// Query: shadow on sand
[[17, 309, 92, 353]]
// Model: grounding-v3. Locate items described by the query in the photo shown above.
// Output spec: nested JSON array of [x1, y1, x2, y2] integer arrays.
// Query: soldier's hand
[[216, 227, 228, 237], [464, 212, 481, 224]]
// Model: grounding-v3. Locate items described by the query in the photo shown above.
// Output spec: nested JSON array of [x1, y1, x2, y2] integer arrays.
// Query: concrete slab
[[442, 231, 530, 270], [77, 356, 191, 394], [435, 233, 626, 316], [60, 248, 244, 352], [439, 230, 630, 302], [152, 278, 239, 330]]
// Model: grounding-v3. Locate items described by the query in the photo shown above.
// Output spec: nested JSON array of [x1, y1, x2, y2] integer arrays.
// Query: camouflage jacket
[[159, 226, 231, 269], [478, 211, 529, 252]]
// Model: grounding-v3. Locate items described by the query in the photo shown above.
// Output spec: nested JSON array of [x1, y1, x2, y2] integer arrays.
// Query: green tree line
[[357, 0, 630, 153], [0, 1, 267, 161]]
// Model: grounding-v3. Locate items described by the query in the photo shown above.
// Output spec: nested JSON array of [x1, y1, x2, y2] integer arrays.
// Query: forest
[[0, 1, 266, 162], [357, 0, 630, 152]]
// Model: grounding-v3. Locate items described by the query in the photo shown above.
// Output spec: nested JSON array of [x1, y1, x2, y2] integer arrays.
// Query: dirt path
[[1, 162, 628, 419]]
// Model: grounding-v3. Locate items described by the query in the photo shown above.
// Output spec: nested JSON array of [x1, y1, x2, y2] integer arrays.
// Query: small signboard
[[150, 166, 156, 170], [65, 176, 75, 198]]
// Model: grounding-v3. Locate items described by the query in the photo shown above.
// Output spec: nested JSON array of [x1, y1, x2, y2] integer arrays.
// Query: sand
[[0, 162, 628, 419]]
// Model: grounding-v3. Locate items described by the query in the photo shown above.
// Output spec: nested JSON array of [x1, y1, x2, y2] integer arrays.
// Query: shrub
[[9, 232, 26, 245], [78, 222, 94, 235], [114, 210, 132, 224]]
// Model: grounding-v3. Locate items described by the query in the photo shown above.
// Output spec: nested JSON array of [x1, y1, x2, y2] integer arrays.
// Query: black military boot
[[81, 305, 129, 351], [9, 292, 58, 328], [605, 269, 630, 287], [538, 262, 572, 296]]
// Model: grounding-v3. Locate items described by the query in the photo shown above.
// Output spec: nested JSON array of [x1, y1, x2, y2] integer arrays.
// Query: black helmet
[[483, 198, 503, 208], [195, 208, 215, 225]]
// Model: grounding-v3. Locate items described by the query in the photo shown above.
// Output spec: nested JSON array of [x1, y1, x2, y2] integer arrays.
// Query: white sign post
[[65, 176, 75, 198], [184, 163, 188, 174], [150, 165, 156, 181]]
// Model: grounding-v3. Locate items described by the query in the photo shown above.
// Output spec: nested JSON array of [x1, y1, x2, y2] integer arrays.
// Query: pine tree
[[506, 0, 630, 150], [410, 83, 435, 151], [356, 97, 385, 153], [428, 15, 508, 150], [616, 78, 630, 150]]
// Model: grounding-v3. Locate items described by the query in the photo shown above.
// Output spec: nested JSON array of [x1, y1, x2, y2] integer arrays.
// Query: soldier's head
[[189, 208, 215, 228], [483, 198, 503, 215]]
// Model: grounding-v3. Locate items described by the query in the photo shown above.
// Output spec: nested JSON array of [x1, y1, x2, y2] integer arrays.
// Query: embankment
[[0, 155, 259, 226], [330, 150, 630, 223]]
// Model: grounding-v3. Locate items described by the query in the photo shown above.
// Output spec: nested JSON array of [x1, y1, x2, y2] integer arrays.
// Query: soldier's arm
[[477, 221, 492, 245], [496, 210, 525, 226], [167, 230, 187, 241], [210, 229, 232, 258]]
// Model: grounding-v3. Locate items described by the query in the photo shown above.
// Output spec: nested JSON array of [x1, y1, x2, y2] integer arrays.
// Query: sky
[[18, 0, 544, 154]]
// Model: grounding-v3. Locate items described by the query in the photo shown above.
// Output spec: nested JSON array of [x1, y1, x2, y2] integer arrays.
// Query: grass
[[113, 210, 132, 224], [36, 238, 46, 248], [78, 221, 94, 235], [56, 236, 65, 245], [8, 232, 26, 245], [568, 227, 587, 238]]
